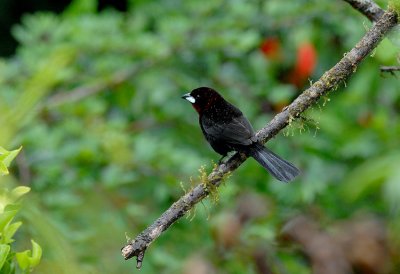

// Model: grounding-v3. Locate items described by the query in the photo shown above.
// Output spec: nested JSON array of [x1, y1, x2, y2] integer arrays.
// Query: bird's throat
[[192, 103, 202, 114], [192, 96, 219, 114]]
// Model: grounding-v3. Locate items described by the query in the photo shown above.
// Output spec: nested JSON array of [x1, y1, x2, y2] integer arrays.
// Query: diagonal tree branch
[[121, 9, 398, 269], [343, 0, 385, 22]]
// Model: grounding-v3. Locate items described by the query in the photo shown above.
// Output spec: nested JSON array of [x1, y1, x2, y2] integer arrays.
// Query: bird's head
[[181, 87, 223, 114]]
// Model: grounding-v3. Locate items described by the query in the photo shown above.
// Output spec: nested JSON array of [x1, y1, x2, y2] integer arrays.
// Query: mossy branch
[[121, 8, 398, 270], [343, 0, 385, 22]]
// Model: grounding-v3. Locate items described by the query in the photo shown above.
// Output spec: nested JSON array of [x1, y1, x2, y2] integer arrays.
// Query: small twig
[[380, 65, 400, 76], [343, 0, 385, 22], [121, 9, 398, 269]]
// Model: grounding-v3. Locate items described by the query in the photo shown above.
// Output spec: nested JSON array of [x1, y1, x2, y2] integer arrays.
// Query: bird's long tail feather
[[248, 143, 299, 182]]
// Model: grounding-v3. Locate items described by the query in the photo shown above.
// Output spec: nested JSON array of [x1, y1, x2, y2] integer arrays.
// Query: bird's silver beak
[[181, 93, 196, 103]]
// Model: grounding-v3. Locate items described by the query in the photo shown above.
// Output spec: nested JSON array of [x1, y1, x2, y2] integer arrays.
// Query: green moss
[[199, 164, 232, 204], [284, 114, 320, 137], [389, 0, 400, 19]]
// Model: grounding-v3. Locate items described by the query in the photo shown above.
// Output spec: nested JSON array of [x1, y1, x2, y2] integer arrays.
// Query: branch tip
[[121, 244, 135, 260]]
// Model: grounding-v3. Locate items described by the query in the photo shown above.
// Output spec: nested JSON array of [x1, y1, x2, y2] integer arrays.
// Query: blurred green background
[[0, 0, 399, 273]]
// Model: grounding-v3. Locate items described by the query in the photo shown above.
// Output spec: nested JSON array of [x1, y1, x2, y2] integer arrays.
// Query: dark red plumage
[[182, 87, 299, 182]]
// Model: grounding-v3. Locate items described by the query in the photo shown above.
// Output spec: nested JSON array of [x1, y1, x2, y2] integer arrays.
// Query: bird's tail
[[248, 143, 300, 182]]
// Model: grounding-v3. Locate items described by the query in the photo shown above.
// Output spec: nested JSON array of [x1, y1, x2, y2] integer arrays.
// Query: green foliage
[[0, 147, 22, 176], [0, 0, 399, 273], [15, 240, 42, 272], [388, 0, 400, 16], [0, 147, 42, 273]]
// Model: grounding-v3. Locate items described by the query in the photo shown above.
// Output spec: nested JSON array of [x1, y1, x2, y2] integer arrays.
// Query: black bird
[[182, 87, 299, 182]]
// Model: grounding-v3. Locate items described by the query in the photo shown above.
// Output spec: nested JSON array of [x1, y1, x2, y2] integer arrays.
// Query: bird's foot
[[217, 151, 237, 165], [218, 155, 228, 165]]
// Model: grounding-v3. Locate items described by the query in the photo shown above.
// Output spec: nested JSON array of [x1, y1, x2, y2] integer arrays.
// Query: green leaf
[[0, 244, 11, 270], [1, 146, 22, 167], [16, 250, 30, 270], [10, 186, 31, 200], [0, 146, 22, 176], [15, 240, 42, 271], [0, 208, 19, 232], [30, 240, 42, 267], [3, 204, 21, 211], [2, 221, 22, 244], [0, 163, 8, 175]]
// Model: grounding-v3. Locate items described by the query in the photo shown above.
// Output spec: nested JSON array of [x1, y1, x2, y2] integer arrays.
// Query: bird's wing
[[202, 115, 255, 146]]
